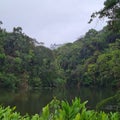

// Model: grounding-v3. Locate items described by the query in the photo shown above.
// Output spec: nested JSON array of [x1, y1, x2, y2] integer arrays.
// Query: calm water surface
[[0, 87, 116, 115]]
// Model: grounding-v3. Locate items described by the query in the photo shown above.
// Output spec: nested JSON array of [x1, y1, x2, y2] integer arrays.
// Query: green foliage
[[0, 24, 64, 90], [0, 98, 120, 120], [30, 77, 42, 89], [55, 26, 120, 87], [0, 18, 120, 89], [89, 0, 120, 32], [0, 72, 18, 89]]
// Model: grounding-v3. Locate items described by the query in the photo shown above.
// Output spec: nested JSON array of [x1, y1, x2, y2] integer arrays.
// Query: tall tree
[[89, 0, 120, 32]]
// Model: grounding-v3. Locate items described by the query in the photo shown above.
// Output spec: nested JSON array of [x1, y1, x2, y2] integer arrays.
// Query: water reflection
[[0, 87, 116, 115]]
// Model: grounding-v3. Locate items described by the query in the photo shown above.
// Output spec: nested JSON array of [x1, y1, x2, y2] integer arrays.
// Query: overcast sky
[[0, 0, 106, 47]]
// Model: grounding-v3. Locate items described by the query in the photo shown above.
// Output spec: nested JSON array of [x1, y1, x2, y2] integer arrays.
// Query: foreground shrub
[[0, 98, 120, 120]]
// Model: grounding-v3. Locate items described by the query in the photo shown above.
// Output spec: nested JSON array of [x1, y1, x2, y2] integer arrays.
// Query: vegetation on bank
[[54, 27, 120, 87], [0, 98, 119, 120], [0, 24, 120, 89], [0, 26, 65, 89]]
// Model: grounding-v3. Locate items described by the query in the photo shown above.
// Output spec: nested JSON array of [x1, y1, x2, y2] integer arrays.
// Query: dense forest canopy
[[0, 24, 120, 89], [55, 27, 120, 87], [0, 26, 65, 89]]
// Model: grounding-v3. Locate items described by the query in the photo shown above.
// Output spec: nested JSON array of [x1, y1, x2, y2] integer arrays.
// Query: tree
[[89, 0, 120, 32], [13, 27, 22, 34], [0, 21, 3, 31]]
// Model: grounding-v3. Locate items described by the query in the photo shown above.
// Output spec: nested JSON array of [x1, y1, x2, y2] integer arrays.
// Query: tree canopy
[[89, 0, 120, 32]]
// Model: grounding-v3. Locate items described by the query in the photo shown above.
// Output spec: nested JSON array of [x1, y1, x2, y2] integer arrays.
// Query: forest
[[0, 0, 120, 119], [1, 24, 120, 89], [0, 0, 120, 90]]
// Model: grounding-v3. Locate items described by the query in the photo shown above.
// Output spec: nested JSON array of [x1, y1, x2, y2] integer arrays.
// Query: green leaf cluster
[[55, 27, 120, 87], [0, 98, 120, 120], [0, 25, 65, 90]]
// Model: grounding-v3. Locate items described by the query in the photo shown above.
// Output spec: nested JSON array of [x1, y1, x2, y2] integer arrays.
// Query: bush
[[0, 72, 18, 89], [0, 98, 120, 120]]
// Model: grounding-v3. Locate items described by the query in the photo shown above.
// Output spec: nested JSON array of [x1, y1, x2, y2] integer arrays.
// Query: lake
[[0, 87, 116, 115]]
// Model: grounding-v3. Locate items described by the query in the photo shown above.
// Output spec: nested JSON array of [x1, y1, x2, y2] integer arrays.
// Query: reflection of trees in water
[[0, 89, 15, 105], [0, 87, 116, 115]]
